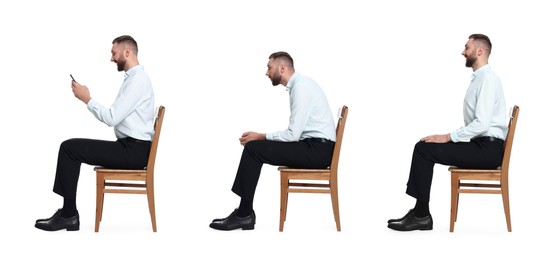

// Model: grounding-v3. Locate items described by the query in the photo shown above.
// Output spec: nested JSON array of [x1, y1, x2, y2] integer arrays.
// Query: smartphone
[[70, 74, 76, 82]]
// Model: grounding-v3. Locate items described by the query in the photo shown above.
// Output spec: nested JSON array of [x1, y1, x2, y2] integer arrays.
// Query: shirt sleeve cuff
[[450, 131, 458, 142], [86, 98, 101, 113]]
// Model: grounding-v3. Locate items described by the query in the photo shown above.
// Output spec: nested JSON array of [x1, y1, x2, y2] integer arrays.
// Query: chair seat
[[279, 169, 331, 180], [449, 166, 501, 173], [278, 166, 330, 173], [94, 167, 147, 173], [95, 167, 148, 181], [451, 171, 502, 181]]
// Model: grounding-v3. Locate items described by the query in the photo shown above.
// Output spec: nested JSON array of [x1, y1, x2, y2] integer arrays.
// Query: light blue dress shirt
[[450, 64, 507, 142], [266, 72, 337, 142], [86, 65, 155, 141]]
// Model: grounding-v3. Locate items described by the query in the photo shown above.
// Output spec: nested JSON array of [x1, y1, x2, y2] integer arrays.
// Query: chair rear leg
[[330, 183, 341, 231], [501, 183, 512, 232], [147, 183, 157, 232]]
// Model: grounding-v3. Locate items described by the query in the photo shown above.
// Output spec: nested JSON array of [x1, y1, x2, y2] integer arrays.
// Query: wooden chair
[[94, 106, 165, 232], [448, 105, 519, 232], [277, 105, 348, 231]]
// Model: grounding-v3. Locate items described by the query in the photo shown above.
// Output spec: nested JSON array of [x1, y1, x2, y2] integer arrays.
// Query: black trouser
[[53, 138, 151, 200], [406, 138, 504, 202], [232, 138, 335, 201]]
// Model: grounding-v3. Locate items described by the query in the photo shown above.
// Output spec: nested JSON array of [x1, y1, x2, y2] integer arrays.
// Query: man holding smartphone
[[35, 35, 155, 232]]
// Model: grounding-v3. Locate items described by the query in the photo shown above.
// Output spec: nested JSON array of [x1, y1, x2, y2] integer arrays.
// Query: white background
[[1, 0, 557, 259]]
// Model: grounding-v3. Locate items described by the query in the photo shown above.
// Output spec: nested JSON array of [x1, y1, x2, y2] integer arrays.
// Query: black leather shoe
[[36, 208, 63, 224], [387, 212, 433, 231], [210, 209, 255, 231], [35, 210, 80, 231], [387, 209, 414, 223], [212, 209, 256, 224]]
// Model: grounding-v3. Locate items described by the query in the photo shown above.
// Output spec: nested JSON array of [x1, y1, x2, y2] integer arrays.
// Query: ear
[[279, 64, 286, 73], [477, 47, 484, 57]]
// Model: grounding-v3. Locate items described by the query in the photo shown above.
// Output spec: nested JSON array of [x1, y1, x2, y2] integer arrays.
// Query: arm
[[71, 81, 92, 104], [239, 131, 266, 146], [87, 70, 152, 127], [421, 133, 451, 143], [450, 76, 501, 142], [266, 82, 313, 142]]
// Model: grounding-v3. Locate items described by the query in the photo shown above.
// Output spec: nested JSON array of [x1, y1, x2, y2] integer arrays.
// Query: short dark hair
[[469, 34, 492, 56], [269, 51, 294, 68], [112, 35, 138, 54]]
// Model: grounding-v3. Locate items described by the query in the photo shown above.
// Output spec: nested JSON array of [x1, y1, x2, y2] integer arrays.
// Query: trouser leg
[[52, 138, 151, 199], [232, 139, 334, 201], [405, 140, 504, 202]]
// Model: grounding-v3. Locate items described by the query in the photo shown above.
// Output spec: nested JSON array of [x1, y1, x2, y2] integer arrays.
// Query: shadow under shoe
[[35, 210, 80, 231], [210, 209, 255, 231]]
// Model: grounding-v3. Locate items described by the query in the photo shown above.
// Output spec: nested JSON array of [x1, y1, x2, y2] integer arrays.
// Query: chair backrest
[[500, 105, 519, 175], [145, 106, 166, 177], [329, 105, 349, 177]]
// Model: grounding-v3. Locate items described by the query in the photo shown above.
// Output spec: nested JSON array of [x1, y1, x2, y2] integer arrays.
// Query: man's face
[[111, 43, 126, 72], [266, 59, 281, 86], [462, 38, 478, 68]]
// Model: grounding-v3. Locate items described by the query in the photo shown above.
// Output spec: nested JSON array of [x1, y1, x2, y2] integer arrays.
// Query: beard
[[465, 54, 476, 68], [271, 76, 281, 86], [269, 71, 281, 86], [116, 58, 126, 71]]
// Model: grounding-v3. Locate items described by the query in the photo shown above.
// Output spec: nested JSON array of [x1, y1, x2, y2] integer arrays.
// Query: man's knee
[[413, 140, 428, 151], [60, 138, 89, 154], [61, 138, 79, 148]]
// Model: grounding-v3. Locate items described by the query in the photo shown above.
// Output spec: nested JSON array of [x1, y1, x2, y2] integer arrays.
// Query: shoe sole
[[241, 225, 254, 230], [387, 225, 433, 231], [35, 224, 80, 232], [209, 223, 254, 231]]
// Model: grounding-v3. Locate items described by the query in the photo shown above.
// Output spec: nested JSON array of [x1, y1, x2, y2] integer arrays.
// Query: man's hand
[[420, 133, 451, 143], [71, 81, 92, 104], [239, 131, 266, 146]]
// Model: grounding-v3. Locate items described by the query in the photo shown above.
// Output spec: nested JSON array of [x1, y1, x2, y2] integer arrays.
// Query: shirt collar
[[471, 64, 490, 80], [285, 71, 300, 92], [124, 65, 143, 78]]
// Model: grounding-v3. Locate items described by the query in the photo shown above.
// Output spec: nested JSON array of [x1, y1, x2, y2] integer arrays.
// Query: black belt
[[305, 138, 334, 144], [472, 136, 504, 143], [120, 137, 151, 144]]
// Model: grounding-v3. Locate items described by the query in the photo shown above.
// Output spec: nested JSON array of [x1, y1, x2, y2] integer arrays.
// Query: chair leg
[[147, 182, 157, 232], [450, 173, 459, 232], [501, 182, 512, 232], [100, 193, 105, 222], [456, 193, 460, 222], [330, 180, 341, 231], [279, 172, 288, 232], [95, 173, 104, 232]]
